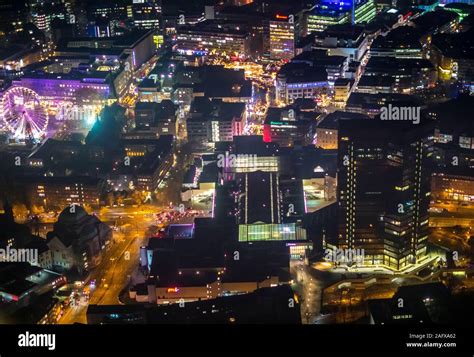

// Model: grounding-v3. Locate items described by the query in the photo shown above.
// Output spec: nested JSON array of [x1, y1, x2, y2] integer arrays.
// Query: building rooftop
[[365, 56, 434, 74], [412, 9, 459, 35], [232, 135, 279, 156], [278, 62, 328, 84], [334, 78, 351, 86], [357, 75, 395, 88], [201, 66, 252, 99], [428, 95, 474, 134], [0, 263, 43, 298], [307, 3, 350, 18], [432, 27, 474, 60], [318, 111, 370, 130], [338, 115, 436, 144], [292, 50, 347, 67], [18, 69, 110, 83], [347, 92, 421, 107], [238, 171, 280, 224], [371, 26, 422, 50], [57, 29, 153, 51], [17, 175, 102, 185], [136, 135, 174, 175], [319, 23, 365, 42], [28, 139, 83, 159], [368, 297, 430, 324], [265, 107, 317, 125], [190, 98, 245, 122], [178, 20, 249, 36], [87, 285, 301, 324]]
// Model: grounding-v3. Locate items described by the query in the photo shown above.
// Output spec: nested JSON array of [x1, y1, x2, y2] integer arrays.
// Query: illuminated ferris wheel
[[1, 87, 48, 141]]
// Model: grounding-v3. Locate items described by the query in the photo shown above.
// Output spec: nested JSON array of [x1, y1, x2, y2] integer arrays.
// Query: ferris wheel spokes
[[1, 86, 48, 142]]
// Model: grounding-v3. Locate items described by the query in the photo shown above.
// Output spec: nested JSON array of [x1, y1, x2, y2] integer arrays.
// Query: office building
[[134, 100, 178, 136], [315, 111, 369, 149], [313, 24, 369, 62], [176, 20, 251, 59], [20, 176, 104, 210], [301, 0, 376, 35], [363, 57, 437, 93], [275, 62, 328, 105], [430, 27, 474, 82], [55, 30, 157, 70], [134, 135, 174, 192], [263, 15, 295, 60], [333, 78, 352, 107], [127, 0, 162, 30], [263, 107, 319, 147], [338, 118, 434, 270], [431, 170, 474, 202], [369, 26, 423, 59], [346, 92, 422, 117], [187, 98, 245, 144]]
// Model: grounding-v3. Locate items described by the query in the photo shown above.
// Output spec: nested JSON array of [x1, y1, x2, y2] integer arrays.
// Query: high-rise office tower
[[263, 14, 295, 60], [127, 0, 162, 30], [337, 117, 434, 270]]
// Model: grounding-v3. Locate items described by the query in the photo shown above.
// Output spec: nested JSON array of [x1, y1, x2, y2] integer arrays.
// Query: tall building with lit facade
[[127, 0, 162, 30], [301, 0, 376, 35], [333, 78, 352, 108], [176, 20, 251, 59], [31, 2, 71, 34], [263, 15, 295, 60], [337, 118, 434, 270], [353, 0, 377, 24], [89, 2, 127, 20], [303, 7, 349, 34]]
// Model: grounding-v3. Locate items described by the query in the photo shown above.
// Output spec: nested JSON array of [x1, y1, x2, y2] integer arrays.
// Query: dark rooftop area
[[278, 62, 328, 84], [371, 26, 422, 49], [412, 9, 459, 34], [357, 75, 395, 88], [318, 111, 370, 130]]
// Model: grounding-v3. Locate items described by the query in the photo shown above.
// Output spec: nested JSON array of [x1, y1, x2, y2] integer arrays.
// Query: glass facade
[[305, 0, 376, 34], [238, 223, 307, 242], [232, 156, 279, 173], [268, 21, 295, 60]]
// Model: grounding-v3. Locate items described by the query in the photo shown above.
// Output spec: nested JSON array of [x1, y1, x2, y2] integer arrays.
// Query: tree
[[116, 193, 124, 206], [12, 203, 29, 220], [82, 204, 93, 213], [131, 190, 144, 205], [31, 205, 45, 215], [106, 192, 115, 206]]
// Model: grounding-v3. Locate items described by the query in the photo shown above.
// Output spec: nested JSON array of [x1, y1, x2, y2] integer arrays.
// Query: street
[[290, 260, 336, 324], [58, 227, 146, 324], [58, 146, 192, 324]]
